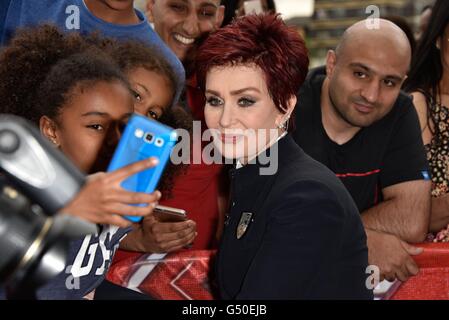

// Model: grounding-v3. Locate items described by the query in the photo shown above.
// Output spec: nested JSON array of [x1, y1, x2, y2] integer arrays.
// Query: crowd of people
[[0, 0, 447, 300]]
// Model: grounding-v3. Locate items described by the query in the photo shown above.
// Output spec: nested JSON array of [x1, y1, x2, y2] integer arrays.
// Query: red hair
[[196, 14, 309, 121]]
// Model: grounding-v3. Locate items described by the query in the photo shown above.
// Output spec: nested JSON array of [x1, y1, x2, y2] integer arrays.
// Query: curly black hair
[[0, 24, 130, 125], [0, 25, 188, 196], [110, 41, 178, 104]]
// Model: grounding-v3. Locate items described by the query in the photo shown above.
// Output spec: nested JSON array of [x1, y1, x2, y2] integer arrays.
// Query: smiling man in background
[[293, 19, 431, 283], [145, 0, 224, 73]]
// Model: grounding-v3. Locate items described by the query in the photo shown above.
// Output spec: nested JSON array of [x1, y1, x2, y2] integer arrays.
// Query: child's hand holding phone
[[107, 114, 178, 223], [62, 157, 161, 228]]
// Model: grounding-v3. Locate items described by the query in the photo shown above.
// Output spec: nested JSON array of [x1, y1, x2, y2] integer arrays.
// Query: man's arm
[[361, 179, 431, 243]]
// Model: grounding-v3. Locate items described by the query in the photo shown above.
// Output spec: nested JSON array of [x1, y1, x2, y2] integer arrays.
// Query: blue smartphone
[[107, 114, 178, 222]]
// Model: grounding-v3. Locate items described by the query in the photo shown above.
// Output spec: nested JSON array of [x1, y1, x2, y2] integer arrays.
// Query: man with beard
[[293, 19, 431, 284]]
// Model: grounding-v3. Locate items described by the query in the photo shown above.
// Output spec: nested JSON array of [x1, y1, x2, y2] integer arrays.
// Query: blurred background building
[[286, 0, 434, 66]]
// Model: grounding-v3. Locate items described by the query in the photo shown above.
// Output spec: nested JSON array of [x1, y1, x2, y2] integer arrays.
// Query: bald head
[[323, 19, 413, 130], [336, 19, 411, 66]]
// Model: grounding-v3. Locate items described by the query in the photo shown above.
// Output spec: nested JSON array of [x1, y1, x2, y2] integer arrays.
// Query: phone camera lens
[[144, 133, 154, 143], [155, 138, 164, 147]]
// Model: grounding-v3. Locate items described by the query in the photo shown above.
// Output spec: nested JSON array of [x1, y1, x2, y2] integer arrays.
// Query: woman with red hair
[[197, 14, 373, 299]]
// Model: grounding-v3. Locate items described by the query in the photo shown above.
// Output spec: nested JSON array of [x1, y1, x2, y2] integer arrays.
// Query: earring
[[277, 114, 291, 131]]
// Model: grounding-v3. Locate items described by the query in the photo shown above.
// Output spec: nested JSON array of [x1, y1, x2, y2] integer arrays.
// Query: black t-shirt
[[292, 68, 430, 212]]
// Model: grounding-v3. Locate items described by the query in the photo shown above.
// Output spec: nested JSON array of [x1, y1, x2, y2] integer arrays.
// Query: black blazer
[[216, 135, 373, 300]]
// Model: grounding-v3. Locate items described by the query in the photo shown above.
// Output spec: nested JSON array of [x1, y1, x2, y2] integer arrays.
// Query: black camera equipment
[[0, 115, 96, 299]]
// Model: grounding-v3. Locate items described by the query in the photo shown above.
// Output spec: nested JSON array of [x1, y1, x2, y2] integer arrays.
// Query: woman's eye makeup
[[206, 96, 224, 106], [237, 97, 256, 107], [205, 95, 258, 107]]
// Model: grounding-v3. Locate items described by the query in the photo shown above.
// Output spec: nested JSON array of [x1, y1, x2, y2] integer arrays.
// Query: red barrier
[[106, 250, 217, 300], [107, 244, 449, 300], [390, 243, 449, 300]]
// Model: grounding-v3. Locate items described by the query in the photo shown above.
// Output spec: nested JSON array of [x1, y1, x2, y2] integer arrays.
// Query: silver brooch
[[236, 212, 253, 239]]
